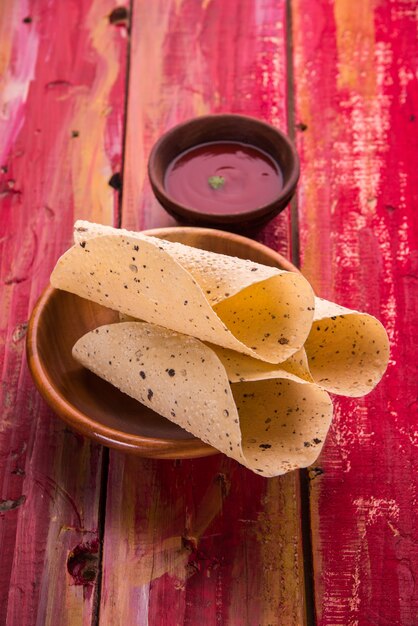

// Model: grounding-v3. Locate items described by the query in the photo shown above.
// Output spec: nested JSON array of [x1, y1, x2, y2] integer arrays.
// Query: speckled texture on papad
[[74, 221, 286, 306], [73, 322, 333, 476], [305, 298, 390, 396], [51, 221, 315, 364], [70, 222, 390, 395]]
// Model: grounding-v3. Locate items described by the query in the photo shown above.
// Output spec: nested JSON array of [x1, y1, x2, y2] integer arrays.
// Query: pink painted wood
[[292, 0, 418, 623], [0, 1, 127, 624], [100, 1, 307, 624], [122, 0, 290, 255], [2, 0, 416, 623]]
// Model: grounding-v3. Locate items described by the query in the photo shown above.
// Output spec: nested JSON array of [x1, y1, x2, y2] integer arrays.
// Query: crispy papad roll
[[304, 298, 390, 396], [50, 221, 315, 364], [73, 322, 333, 477]]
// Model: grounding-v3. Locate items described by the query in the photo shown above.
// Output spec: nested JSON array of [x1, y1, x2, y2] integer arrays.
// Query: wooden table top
[[0, 1, 416, 624]]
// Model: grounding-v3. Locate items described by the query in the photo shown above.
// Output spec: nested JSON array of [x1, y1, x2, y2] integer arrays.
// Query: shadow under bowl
[[27, 226, 299, 459], [148, 114, 300, 229]]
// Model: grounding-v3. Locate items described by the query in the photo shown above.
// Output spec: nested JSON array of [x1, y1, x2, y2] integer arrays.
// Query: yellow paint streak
[[334, 0, 376, 97], [0, 1, 15, 87], [123, 1, 172, 230], [60, 587, 84, 626], [69, 2, 122, 224], [106, 455, 138, 621], [290, 0, 325, 294], [174, 0, 184, 13], [123, 0, 208, 229], [257, 474, 306, 625]]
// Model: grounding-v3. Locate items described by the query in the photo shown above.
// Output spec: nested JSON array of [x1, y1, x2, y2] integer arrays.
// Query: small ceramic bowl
[[27, 227, 299, 459], [148, 114, 300, 229]]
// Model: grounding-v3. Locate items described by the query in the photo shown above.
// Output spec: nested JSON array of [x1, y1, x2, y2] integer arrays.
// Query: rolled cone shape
[[73, 322, 334, 477], [304, 298, 390, 396], [50, 220, 316, 364]]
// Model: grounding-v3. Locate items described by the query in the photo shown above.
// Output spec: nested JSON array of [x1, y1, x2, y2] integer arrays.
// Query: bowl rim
[[148, 113, 300, 224], [26, 226, 300, 458]]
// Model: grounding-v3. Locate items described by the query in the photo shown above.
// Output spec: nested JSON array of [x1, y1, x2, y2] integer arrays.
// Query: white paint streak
[[353, 496, 400, 537], [375, 41, 393, 90], [398, 66, 415, 103], [0, 0, 38, 163], [349, 91, 390, 214], [396, 216, 411, 267], [371, 214, 398, 352]]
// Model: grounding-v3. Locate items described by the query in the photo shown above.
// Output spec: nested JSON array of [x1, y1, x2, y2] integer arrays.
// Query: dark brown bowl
[[148, 114, 300, 229], [27, 227, 299, 459]]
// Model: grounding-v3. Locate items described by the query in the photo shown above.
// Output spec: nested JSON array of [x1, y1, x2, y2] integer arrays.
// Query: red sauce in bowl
[[164, 141, 283, 215]]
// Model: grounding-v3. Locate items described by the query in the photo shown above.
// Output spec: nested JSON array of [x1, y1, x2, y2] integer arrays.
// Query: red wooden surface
[[100, 1, 307, 625], [123, 0, 290, 255], [0, 0, 127, 624], [292, 0, 418, 623], [1, 0, 417, 624]]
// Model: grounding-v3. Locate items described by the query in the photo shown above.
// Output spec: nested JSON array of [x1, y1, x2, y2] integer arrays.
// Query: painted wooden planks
[[100, 1, 307, 624], [102, 456, 305, 624], [0, 1, 127, 624], [121, 0, 290, 254], [292, 0, 418, 623]]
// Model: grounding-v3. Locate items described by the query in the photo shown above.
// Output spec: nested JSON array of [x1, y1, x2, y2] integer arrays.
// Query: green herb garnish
[[208, 175, 225, 190]]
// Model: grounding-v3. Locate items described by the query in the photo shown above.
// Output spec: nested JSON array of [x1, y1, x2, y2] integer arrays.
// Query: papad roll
[[304, 298, 390, 396], [50, 221, 315, 364], [73, 322, 333, 476]]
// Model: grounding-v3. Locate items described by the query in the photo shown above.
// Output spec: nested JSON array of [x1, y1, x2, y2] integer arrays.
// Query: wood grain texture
[[101, 1, 307, 624], [0, 0, 127, 623], [292, 0, 418, 623], [102, 456, 305, 625]]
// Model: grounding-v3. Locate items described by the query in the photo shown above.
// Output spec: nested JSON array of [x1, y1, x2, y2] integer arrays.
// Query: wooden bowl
[[26, 227, 298, 459], [148, 114, 300, 229]]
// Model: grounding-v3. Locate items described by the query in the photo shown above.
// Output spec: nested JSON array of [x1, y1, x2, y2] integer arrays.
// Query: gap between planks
[[286, 0, 316, 624], [91, 2, 134, 624], [92, 447, 110, 626]]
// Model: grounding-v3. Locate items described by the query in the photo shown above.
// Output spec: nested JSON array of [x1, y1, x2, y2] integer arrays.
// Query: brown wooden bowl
[[148, 114, 300, 229], [26, 227, 299, 459]]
